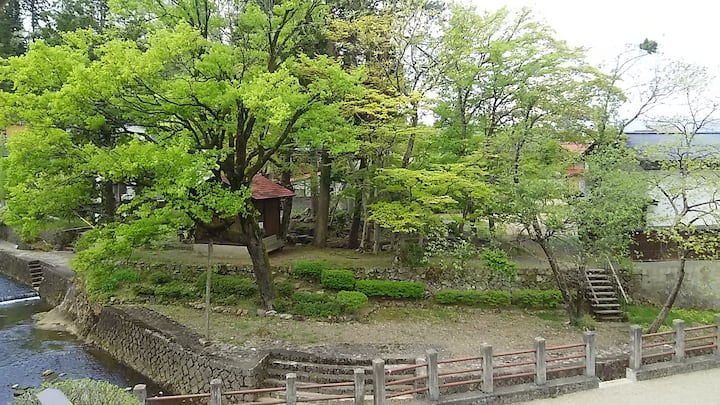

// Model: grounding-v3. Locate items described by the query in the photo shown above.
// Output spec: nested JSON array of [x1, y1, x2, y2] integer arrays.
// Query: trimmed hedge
[[292, 260, 330, 281], [512, 289, 563, 309], [195, 273, 258, 297], [434, 289, 511, 307], [337, 290, 369, 312], [292, 292, 342, 317], [355, 280, 425, 299], [321, 270, 356, 290]]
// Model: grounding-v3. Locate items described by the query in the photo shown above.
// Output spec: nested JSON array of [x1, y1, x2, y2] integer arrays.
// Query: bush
[[275, 280, 296, 298], [155, 281, 196, 301], [512, 289, 563, 309], [481, 249, 517, 279], [292, 292, 342, 317], [337, 291, 369, 313], [292, 260, 329, 281], [273, 297, 292, 313], [321, 270, 356, 290], [435, 289, 511, 307], [87, 266, 141, 294], [196, 272, 258, 298], [13, 379, 138, 405], [148, 271, 172, 285], [355, 280, 425, 299]]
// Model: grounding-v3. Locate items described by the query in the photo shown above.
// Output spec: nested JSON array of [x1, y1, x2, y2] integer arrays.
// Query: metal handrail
[[607, 258, 631, 303]]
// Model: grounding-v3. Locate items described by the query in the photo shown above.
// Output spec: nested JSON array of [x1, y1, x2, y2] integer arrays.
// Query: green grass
[[626, 304, 719, 327], [535, 311, 562, 322]]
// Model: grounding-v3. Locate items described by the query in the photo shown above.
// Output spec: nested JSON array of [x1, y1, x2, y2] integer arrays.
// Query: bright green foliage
[[336, 290, 368, 313], [434, 289, 511, 307], [481, 249, 517, 281], [292, 291, 342, 318], [512, 289, 563, 309], [154, 281, 196, 302], [627, 305, 717, 327], [13, 379, 138, 405], [195, 272, 257, 298], [85, 266, 140, 296], [320, 269, 356, 290], [355, 280, 424, 299], [292, 260, 329, 281]]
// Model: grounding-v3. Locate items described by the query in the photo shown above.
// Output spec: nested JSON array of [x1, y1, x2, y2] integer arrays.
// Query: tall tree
[[0, 0, 25, 58]]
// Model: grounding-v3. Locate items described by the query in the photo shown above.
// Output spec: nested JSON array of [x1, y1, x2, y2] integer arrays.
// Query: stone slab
[[626, 354, 720, 381]]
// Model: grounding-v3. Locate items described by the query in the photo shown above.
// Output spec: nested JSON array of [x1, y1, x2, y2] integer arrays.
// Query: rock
[[235, 309, 246, 316], [265, 310, 278, 317], [279, 313, 293, 320], [212, 306, 223, 313], [13, 389, 26, 397], [58, 373, 66, 378], [256, 309, 266, 317], [11, 384, 19, 389], [198, 338, 211, 346], [42, 369, 55, 377]]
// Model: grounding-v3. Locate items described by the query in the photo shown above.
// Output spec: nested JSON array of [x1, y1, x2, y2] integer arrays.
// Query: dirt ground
[[149, 303, 631, 360]]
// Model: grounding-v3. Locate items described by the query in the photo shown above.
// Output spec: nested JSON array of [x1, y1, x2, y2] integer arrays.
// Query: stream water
[[0, 274, 153, 404]]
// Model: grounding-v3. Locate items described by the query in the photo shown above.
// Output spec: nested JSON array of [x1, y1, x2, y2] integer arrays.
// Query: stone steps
[[585, 268, 624, 321]]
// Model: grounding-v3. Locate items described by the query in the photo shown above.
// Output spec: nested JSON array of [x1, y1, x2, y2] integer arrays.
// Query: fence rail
[[134, 332, 596, 405], [132, 314, 720, 405]]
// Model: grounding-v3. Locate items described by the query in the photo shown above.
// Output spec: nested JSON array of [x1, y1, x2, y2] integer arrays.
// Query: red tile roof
[[251, 175, 295, 200]]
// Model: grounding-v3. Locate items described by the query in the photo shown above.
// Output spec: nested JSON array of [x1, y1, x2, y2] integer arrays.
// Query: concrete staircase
[[28, 260, 44, 289], [261, 350, 419, 401], [584, 268, 624, 322]]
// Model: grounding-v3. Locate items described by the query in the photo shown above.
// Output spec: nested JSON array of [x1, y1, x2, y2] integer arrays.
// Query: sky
[[468, 0, 719, 69], [465, 1, 720, 125]]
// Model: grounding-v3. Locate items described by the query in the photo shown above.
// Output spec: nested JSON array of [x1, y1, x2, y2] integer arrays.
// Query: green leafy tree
[[0, 0, 361, 309], [0, 0, 25, 58]]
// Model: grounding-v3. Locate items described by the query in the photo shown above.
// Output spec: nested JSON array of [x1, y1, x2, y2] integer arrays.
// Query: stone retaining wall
[[90, 306, 267, 396]]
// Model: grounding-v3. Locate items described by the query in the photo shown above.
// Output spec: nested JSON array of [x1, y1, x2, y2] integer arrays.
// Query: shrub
[[87, 266, 141, 294], [435, 289, 511, 307], [578, 314, 596, 331], [512, 289, 563, 309], [292, 260, 329, 281], [196, 273, 258, 298], [132, 284, 156, 296], [321, 270, 356, 290], [155, 281, 195, 301], [481, 249, 517, 279], [355, 280, 425, 299], [275, 280, 296, 298], [292, 292, 342, 317], [273, 297, 292, 313], [148, 271, 172, 285], [13, 379, 138, 405], [337, 291, 369, 313]]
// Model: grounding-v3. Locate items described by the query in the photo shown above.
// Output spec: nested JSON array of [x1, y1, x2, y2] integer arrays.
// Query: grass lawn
[[626, 304, 719, 328]]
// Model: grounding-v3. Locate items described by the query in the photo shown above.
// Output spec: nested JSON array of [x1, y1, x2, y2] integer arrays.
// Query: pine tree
[[0, 0, 25, 58]]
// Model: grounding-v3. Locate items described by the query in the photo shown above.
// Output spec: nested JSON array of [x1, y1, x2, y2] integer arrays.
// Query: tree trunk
[[401, 103, 419, 168], [532, 221, 578, 323], [279, 157, 293, 240], [314, 149, 331, 247], [101, 181, 116, 222], [648, 254, 687, 333], [348, 157, 367, 249], [239, 216, 275, 310], [372, 221, 381, 254]]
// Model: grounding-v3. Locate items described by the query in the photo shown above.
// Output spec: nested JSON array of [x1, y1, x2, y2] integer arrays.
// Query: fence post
[[132, 384, 147, 404], [715, 314, 720, 355], [481, 343, 493, 394], [354, 368, 365, 405], [629, 325, 643, 370], [426, 349, 439, 401], [534, 337, 546, 386], [673, 319, 685, 362], [584, 331, 596, 377], [372, 359, 386, 405], [209, 378, 222, 405], [286, 373, 297, 405], [414, 357, 426, 390]]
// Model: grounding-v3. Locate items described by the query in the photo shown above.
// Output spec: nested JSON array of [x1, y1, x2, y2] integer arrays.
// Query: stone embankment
[[0, 242, 267, 398]]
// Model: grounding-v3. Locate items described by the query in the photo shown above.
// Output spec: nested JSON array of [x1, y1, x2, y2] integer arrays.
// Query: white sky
[[468, 0, 720, 69], [465, 0, 720, 125]]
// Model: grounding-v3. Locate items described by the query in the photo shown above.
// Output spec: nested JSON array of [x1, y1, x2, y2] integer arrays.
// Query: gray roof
[[626, 132, 720, 161]]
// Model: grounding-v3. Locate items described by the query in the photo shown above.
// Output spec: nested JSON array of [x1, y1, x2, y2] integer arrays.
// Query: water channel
[[0, 274, 152, 404]]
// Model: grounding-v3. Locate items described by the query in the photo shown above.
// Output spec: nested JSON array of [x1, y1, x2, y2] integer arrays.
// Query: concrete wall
[[632, 260, 720, 309]]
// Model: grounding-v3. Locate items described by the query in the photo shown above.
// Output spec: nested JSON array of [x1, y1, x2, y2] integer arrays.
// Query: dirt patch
[[148, 303, 630, 361]]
